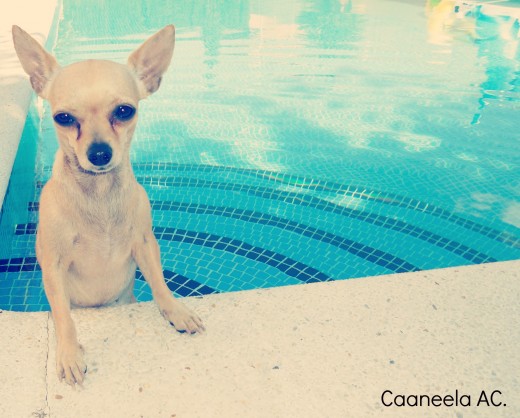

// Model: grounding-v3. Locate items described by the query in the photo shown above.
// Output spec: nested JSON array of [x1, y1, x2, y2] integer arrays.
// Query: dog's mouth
[[86, 166, 113, 175], [80, 165, 114, 176], [69, 154, 115, 176]]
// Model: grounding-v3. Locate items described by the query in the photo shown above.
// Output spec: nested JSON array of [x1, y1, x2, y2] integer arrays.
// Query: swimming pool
[[0, 0, 519, 311]]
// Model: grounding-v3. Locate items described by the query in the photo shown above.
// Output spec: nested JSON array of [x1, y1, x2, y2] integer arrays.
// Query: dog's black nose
[[87, 143, 112, 166]]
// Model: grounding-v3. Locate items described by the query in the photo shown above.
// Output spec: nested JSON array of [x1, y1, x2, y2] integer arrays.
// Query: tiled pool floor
[[1, 160, 519, 311]]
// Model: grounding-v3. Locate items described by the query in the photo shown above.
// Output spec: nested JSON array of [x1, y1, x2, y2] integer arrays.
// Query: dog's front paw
[[160, 299, 205, 334], [56, 342, 87, 385]]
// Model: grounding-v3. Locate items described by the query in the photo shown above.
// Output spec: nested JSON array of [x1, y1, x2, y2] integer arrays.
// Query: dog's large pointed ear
[[127, 25, 175, 99], [12, 25, 60, 99]]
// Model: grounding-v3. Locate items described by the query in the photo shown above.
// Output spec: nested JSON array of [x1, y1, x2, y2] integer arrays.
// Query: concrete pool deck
[[1, 2, 519, 417], [0, 260, 519, 417]]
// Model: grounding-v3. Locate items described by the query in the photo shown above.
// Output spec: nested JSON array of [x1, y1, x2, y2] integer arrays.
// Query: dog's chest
[[72, 223, 132, 260], [67, 223, 135, 292], [66, 225, 137, 305]]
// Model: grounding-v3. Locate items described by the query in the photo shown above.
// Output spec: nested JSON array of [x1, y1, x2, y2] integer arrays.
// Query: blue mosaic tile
[[130, 163, 519, 250], [138, 177, 497, 264], [153, 226, 332, 283], [149, 200, 420, 273]]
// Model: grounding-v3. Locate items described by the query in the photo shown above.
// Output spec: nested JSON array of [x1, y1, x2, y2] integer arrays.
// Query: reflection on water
[[426, 0, 519, 124], [297, 0, 362, 49], [47, 0, 519, 230]]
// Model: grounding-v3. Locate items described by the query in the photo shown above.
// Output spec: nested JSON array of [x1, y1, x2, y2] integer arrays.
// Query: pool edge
[[0, 0, 60, 212], [1, 259, 518, 417]]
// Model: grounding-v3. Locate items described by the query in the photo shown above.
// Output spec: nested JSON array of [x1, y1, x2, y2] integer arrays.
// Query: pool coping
[[0, 0, 60, 212], [0, 259, 518, 417]]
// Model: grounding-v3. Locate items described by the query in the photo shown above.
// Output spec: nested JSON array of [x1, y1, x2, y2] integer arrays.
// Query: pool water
[[1, 0, 519, 311]]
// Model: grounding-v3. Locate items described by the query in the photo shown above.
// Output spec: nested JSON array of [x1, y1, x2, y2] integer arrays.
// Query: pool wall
[[0, 0, 60, 212]]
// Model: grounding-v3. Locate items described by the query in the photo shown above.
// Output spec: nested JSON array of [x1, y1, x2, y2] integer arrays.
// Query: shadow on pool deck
[[0, 260, 518, 417]]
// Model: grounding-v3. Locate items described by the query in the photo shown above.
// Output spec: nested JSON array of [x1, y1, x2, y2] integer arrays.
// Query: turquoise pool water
[[1, 0, 519, 311]]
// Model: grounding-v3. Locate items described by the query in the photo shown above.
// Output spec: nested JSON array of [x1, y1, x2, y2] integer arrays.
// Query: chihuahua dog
[[12, 25, 204, 386]]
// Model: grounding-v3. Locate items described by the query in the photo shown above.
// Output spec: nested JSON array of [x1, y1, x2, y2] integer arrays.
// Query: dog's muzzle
[[87, 142, 113, 167]]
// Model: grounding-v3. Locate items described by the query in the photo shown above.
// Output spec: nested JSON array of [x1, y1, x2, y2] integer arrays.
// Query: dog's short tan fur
[[12, 25, 204, 385]]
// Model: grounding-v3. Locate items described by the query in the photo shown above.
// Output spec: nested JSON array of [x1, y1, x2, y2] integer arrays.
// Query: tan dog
[[12, 25, 204, 386]]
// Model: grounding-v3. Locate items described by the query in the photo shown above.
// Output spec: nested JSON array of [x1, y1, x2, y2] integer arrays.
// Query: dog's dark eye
[[53, 112, 76, 127], [113, 105, 136, 122]]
